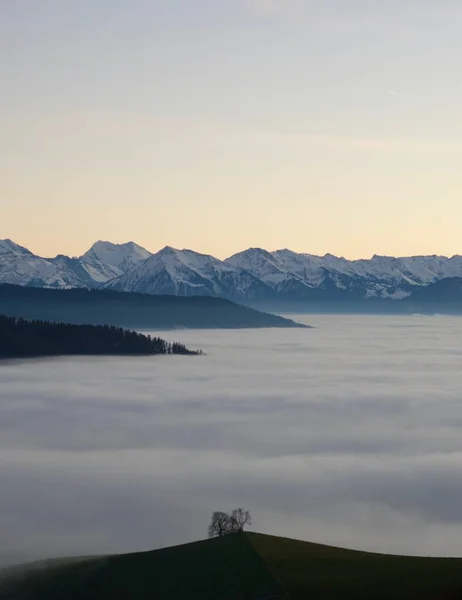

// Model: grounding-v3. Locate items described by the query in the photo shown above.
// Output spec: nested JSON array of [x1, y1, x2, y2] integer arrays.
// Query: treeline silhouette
[[0, 315, 202, 359]]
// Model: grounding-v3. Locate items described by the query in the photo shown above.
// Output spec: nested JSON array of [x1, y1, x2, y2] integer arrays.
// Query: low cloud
[[1, 315, 462, 563], [245, 0, 301, 17]]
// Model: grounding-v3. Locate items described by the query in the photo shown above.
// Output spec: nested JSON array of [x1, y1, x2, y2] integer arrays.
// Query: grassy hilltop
[[2, 532, 462, 600]]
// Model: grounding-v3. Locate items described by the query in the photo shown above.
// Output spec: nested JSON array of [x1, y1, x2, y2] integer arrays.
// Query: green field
[[2, 532, 462, 599]]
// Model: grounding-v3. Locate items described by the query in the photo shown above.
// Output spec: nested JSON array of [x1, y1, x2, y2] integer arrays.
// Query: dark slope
[[248, 278, 462, 315], [3, 533, 462, 600], [248, 533, 462, 599], [377, 278, 462, 315], [0, 535, 282, 600], [0, 285, 306, 329], [405, 277, 462, 302]]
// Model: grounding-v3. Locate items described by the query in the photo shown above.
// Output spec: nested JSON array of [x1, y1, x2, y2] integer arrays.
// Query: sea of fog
[[2, 314, 462, 565]]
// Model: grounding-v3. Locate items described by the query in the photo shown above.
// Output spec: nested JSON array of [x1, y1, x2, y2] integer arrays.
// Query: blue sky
[[2, 1, 462, 258]]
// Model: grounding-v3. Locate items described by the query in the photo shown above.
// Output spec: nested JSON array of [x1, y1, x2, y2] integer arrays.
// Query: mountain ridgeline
[[2, 239, 462, 311], [0, 315, 200, 359], [0, 285, 306, 329]]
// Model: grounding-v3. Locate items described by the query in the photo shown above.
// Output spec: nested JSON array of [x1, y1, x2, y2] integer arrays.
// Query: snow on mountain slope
[[227, 248, 356, 293], [226, 248, 300, 286], [103, 246, 273, 300], [0, 240, 149, 289], [52, 254, 121, 287], [0, 239, 33, 257], [226, 248, 462, 299], [2, 238, 462, 302], [0, 241, 84, 289], [82, 241, 152, 274], [77, 256, 122, 284], [267, 250, 399, 297], [226, 248, 325, 300], [330, 255, 454, 285]]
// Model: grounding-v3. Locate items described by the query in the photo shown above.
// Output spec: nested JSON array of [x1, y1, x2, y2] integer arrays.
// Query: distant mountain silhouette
[[0, 285, 306, 329]]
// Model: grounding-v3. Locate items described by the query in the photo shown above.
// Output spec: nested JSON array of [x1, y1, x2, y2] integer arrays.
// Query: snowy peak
[[0, 239, 33, 256], [227, 247, 278, 271], [227, 248, 299, 286], [156, 246, 232, 270], [0, 239, 151, 290], [229, 247, 275, 261], [2, 239, 462, 303], [103, 246, 274, 300], [227, 248, 462, 300], [82, 241, 152, 272], [144, 246, 246, 285], [0, 240, 83, 289]]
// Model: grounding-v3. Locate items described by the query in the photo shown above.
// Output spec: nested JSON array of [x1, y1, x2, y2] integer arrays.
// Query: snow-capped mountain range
[[2, 239, 462, 303]]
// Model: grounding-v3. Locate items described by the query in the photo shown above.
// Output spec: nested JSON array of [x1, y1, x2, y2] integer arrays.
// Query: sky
[[2, 0, 462, 259], [2, 315, 462, 564]]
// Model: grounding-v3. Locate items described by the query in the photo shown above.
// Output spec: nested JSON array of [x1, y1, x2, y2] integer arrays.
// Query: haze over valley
[[3, 315, 462, 567]]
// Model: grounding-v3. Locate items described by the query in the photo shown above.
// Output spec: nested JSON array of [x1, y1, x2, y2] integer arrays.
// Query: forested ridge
[[0, 284, 306, 329], [0, 315, 201, 359]]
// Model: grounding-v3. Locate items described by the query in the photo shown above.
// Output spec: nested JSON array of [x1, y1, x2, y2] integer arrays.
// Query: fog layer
[[2, 315, 462, 563]]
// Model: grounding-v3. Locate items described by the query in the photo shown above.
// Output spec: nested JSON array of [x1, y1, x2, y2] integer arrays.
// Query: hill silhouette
[[2, 532, 462, 599], [0, 285, 307, 329]]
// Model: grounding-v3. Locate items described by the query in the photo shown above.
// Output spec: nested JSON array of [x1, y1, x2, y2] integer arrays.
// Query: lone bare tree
[[208, 511, 232, 538], [230, 508, 252, 532], [208, 508, 252, 537]]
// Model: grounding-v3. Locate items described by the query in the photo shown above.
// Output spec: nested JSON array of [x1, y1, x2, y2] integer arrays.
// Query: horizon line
[[2, 238, 462, 263]]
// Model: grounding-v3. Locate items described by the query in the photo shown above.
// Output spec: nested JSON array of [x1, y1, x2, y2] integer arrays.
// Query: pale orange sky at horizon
[[3, 1, 462, 260]]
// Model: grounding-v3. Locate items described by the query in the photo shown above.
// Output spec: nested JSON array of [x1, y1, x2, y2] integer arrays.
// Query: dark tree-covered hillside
[[0, 284, 307, 329], [0, 315, 201, 359]]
